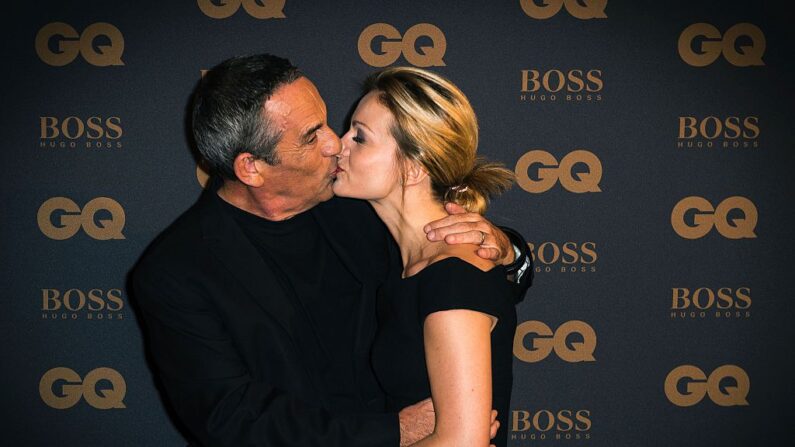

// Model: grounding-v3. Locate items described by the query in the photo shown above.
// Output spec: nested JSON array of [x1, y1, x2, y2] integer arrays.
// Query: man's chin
[[318, 184, 336, 202]]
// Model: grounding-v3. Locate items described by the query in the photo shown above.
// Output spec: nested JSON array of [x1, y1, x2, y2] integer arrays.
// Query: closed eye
[[301, 123, 323, 145]]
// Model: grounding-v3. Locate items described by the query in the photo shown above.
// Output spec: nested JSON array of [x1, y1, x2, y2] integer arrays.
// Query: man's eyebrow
[[300, 123, 323, 143]]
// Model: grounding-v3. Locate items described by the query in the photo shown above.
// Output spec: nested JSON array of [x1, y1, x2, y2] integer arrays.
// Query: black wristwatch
[[499, 226, 531, 278]]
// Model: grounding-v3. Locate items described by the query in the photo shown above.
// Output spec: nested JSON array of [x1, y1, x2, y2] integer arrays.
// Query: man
[[133, 54, 531, 447]]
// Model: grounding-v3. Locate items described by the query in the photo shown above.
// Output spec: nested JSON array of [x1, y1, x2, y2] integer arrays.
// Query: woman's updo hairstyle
[[363, 67, 513, 214]]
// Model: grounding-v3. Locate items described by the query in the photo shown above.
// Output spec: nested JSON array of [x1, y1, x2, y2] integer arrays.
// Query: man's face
[[259, 77, 341, 213]]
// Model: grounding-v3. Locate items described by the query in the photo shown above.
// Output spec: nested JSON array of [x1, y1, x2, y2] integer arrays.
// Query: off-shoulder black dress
[[371, 257, 517, 447]]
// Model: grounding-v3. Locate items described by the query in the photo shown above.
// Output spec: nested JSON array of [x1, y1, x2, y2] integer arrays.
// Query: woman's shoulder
[[407, 243, 501, 278], [410, 247, 512, 319], [433, 244, 497, 272], [410, 244, 494, 274], [414, 254, 506, 289]]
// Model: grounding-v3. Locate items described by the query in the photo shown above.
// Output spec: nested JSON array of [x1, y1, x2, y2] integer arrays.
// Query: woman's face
[[333, 91, 403, 200]]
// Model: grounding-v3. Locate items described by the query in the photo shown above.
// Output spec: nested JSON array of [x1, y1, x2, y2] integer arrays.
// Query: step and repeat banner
[[3, 1, 793, 445]]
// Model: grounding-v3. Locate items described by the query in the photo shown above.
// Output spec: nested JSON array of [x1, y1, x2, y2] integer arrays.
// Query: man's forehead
[[292, 77, 324, 104], [264, 98, 291, 134], [264, 78, 326, 132]]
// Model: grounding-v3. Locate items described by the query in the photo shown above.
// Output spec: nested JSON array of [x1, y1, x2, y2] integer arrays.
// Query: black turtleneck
[[217, 194, 363, 411]]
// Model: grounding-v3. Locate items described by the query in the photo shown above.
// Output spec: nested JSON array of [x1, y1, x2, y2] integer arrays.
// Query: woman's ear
[[402, 158, 428, 187], [233, 152, 266, 187]]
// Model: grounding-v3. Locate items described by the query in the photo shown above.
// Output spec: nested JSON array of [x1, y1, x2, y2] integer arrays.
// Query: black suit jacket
[[133, 185, 399, 446]]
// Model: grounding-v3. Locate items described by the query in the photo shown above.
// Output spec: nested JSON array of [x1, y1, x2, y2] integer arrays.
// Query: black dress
[[371, 256, 517, 447]]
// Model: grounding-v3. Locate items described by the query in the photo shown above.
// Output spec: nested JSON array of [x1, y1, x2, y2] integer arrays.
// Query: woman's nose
[[338, 135, 351, 157]]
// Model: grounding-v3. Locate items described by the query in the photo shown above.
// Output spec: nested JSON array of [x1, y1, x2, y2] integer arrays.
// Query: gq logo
[[358, 23, 446, 67], [513, 320, 596, 363], [671, 196, 757, 239], [197, 0, 286, 19], [37, 197, 125, 240], [515, 150, 602, 193], [678, 23, 765, 67], [35, 23, 124, 67], [39, 367, 126, 409], [520, 0, 607, 19], [665, 365, 749, 407]]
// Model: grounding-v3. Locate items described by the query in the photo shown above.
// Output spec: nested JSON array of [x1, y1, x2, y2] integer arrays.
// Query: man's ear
[[233, 152, 266, 187], [402, 158, 428, 187]]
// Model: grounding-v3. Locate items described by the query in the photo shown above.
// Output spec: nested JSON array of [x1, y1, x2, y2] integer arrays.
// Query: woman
[[333, 67, 517, 447]]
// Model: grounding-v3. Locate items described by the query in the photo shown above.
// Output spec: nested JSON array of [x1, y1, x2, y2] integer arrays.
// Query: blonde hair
[[364, 67, 513, 214]]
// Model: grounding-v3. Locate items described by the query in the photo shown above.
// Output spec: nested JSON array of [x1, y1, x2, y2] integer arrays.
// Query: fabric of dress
[[371, 256, 518, 447]]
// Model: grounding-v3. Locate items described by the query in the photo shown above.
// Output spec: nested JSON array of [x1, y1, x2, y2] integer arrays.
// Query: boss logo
[[529, 242, 597, 265], [42, 289, 124, 312], [515, 150, 602, 193], [665, 365, 749, 407], [670, 287, 751, 319], [197, 0, 286, 19], [37, 197, 125, 240], [678, 23, 765, 67], [39, 116, 123, 149], [39, 367, 126, 409], [671, 196, 757, 240], [520, 0, 607, 20], [513, 320, 596, 363], [41, 288, 125, 321], [358, 23, 446, 67], [672, 287, 751, 311], [678, 116, 759, 140], [521, 69, 603, 94], [35, 23, 124, 67], [528, 241, 597, 273], [40, 117, 122, 140], [511, 409, 592, 433], [677, 116, 760, 149]]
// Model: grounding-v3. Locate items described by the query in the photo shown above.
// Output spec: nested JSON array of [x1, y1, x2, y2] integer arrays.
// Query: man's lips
[[332, 166, 345, 176]]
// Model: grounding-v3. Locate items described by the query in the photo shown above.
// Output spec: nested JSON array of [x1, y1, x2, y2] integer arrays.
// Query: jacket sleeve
[[498, 225, 534, 304], [132, 265, 399, 447]]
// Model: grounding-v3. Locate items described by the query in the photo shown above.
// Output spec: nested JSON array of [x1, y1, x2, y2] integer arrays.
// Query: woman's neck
[[369, 189, 448, 276]]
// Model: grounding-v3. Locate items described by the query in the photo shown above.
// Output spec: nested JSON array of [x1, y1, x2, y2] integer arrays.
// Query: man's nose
[[322, 133, 342, 157]]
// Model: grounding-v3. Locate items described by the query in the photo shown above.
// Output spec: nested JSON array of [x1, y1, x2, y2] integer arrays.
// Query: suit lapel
[[311, 202, 368, 285], [197, 186, 330, 372], [199, 189, 297, 331], [312, 198, 396, 361]]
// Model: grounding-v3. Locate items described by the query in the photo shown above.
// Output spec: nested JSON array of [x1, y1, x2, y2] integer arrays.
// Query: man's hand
[[489, 409, 500, 447], [424, 202, 515, 265], [399, 398, 435, 447], [399, 399, 500, 447]]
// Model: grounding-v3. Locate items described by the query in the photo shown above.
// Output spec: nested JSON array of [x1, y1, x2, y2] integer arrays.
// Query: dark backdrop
[[2, 1, 793, 445]]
